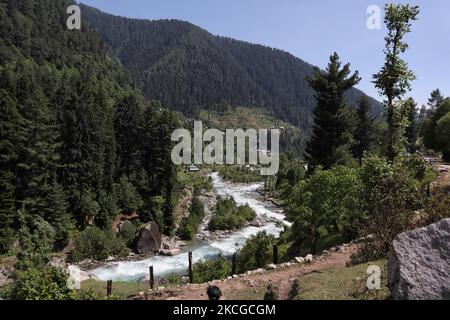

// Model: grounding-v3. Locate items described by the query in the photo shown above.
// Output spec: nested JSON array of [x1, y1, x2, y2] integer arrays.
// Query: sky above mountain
[[79, 0, 450, 107]]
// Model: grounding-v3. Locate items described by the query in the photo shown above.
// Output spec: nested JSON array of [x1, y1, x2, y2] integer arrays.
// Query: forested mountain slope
[[0, 0, 179, 254], [81, 4, 383, 132]]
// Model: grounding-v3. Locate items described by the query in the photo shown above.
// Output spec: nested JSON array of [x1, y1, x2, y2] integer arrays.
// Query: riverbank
[[85, 172, 288, 282]]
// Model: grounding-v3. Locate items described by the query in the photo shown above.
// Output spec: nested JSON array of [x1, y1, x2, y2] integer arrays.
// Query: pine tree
[[0, 90, 23, 252], [405, 98, 418, 153], [114, 92, 144, 183], [373, 4, 419, 161], [306, 52, 361, 169], [427, 89, 445, 111], [352, 96, 373, 166]]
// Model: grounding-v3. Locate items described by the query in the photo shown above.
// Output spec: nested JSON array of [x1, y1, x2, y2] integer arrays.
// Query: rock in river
[[135, 222, 162, 254]]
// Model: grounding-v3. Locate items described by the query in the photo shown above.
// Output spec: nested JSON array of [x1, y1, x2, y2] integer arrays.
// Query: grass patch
[[81, 279, 149, 300], [295, 259, 390, 300], [226, 260, 390, 300]]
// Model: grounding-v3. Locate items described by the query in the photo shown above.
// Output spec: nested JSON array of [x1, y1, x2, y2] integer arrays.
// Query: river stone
[[135, 221, 162, 254], [388, 218, 450, 300]]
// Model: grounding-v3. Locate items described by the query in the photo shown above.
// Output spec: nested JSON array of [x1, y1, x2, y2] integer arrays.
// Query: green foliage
[[71, 227, 127, 262], [178, 196, 205, 240], [352, 155, 420, 263], [421, 191, 450, 225], [372, 3, 420, 161], [119, 221, 137, 247], [236, 231, 274, 273], [306, 52, 361, 169], [219, 165, 262, 183], [209, 196, 256, 231], [286, 166, 362, 254], [436, 112, 450, 161], [193, 252, 232, 283], [115, 176, 143, 214], [0, 0, 182, 255], [405, 98, 418, 153], [352, 96, 375, 165], [8, 266, 74, 300]]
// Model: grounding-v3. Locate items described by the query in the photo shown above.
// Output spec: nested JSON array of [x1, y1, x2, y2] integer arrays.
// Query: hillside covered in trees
[[80, 4, 382, 132], [0, 0, 180, 259]]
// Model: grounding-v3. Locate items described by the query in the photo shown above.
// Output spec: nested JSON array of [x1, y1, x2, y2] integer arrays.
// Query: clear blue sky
[[79, 0, 450, 106]]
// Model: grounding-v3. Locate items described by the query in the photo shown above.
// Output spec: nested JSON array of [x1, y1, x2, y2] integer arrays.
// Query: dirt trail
[[140, 244, 357, 300]]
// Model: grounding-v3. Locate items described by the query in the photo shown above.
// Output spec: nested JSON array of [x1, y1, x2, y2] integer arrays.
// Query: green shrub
[[209, 197, 256, 231], [178, 196, 205, 240], [236, 231, 274, 273], [193, 252, 232, 283], [71, 227, 127, 261], [8, 266, 74, 300], [219, 165, 262, 183], [119, 221, 137, 247]]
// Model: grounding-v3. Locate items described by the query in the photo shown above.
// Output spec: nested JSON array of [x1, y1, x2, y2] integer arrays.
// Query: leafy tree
[[8, 266, 74, 300], [353, 155, 420, 262], [286, 166, 361, 254], [352, 96, 374, 165], [420, 98, 450, 150], [306, 52, 361, 169], [436, 112, 450, 162], [71, 227, 127, 262], [372, 4, 419, 161]]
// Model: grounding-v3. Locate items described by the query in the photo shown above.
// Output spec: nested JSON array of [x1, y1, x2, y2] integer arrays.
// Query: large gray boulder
[[388, 218, 450, 300], [135, 222, 162, 254]]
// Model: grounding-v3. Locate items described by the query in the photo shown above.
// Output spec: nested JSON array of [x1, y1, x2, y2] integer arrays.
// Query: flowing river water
[[90, 172, 290, 281]]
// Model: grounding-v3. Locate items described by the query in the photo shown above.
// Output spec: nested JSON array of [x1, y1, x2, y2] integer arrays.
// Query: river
[[90, 172, 290, 281]]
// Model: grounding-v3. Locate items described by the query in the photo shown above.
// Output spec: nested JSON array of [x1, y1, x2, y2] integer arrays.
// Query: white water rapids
[[90, 172, 290, 281]]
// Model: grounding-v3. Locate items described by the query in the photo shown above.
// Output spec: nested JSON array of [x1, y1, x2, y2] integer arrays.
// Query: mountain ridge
[[80, 3, 383, 133]]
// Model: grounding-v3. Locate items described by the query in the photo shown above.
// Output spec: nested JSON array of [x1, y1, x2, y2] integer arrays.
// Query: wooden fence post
[[188, 251, 193, 284], [106, 280, 112, 296], [273, 244, 279, 265], [232, 252, 237, 275], [149, 265, 154, 289]]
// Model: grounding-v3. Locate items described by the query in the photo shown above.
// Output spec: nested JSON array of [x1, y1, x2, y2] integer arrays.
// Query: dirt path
[[140, 244, 357, 300]]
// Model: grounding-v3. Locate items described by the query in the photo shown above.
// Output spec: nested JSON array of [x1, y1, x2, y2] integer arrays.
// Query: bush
[[263, 283, 279, 300], [352, 155, 420, 263], [209, 196, 256, 231], [193, 252, 232, 283], [421, 191, 450, 225], [236, 231, 274, 273], [286, 166, 362, 254], [71, 227, 127, 261], [178, 196, 205, 240], [8, 266, 74, 300], [119, 221, 137, 247], [219, 166, 261, 183]]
